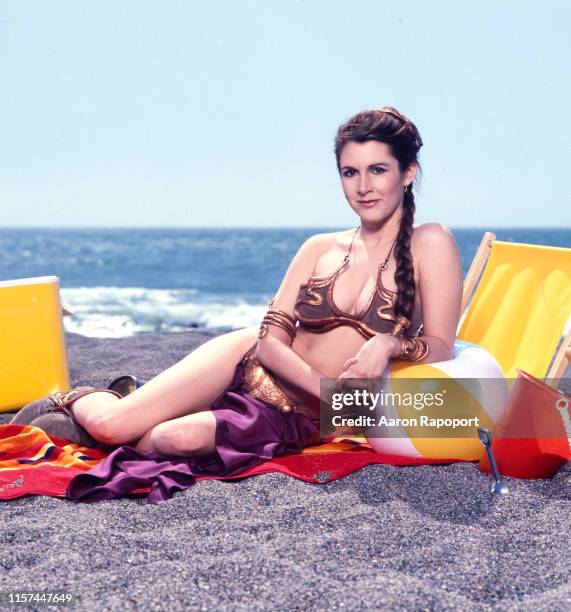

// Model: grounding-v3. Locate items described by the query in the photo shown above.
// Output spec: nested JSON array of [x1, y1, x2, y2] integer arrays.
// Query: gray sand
[[1, 331, 570, 611]]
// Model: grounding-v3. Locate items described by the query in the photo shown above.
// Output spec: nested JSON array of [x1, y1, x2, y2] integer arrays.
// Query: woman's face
[[338, 140, 414, 225]]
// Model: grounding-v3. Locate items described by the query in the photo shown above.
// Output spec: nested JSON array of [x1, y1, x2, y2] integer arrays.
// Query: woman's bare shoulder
[[303, 229, 355, 255], [411, 223, 459, 254], [411, 223, 462, 281]]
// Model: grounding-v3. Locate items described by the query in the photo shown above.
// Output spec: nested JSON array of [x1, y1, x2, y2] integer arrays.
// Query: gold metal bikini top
[[294, 228, 410, 339]]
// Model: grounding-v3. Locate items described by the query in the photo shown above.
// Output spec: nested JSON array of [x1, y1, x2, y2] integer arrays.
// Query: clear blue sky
[[1, 1, 569, 228]]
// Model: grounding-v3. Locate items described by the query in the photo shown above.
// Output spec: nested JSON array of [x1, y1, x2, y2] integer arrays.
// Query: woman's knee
[[150, 418, 216, 457], [71, 393, 132, 445], [87, 413, 137, 446]]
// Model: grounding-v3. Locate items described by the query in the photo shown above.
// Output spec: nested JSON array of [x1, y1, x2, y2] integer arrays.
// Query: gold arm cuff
[[261, 317, 296, 342], [266, 308, 296, 326], [397, 337, 429, 362], [258, 308, 297, 342], [263, 312, 296, 330], [399, 336, 411, 359]]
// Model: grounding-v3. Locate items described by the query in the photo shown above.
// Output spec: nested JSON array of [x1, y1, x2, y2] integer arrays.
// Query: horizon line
[[1, 225, 570, 231]]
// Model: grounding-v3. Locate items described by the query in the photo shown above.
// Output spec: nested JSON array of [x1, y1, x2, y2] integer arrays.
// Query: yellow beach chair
[[366, 233, 571, 462], [0, 276, 71, 413], [457, 232, 571, 384]]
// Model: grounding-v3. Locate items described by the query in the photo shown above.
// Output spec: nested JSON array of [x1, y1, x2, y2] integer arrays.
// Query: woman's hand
[[339, 335, 401, 380]]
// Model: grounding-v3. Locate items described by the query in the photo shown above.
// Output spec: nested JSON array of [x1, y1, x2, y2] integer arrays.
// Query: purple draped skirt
[[66, 355, 321, 504]]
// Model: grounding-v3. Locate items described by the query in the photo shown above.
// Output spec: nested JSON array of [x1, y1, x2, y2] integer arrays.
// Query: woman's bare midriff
[[270, 309, 423, 420], [270, 326, 370, 419]]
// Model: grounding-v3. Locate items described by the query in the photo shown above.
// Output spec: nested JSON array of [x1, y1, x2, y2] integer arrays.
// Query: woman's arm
[[256, 334, 326, 398], [255, 234, 330, 399], [415, 223, 463, 363]]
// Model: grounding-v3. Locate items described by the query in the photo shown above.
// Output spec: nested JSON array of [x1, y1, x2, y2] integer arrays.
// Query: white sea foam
[[56, 287, 571, 341], [61, 286, 267, 338]]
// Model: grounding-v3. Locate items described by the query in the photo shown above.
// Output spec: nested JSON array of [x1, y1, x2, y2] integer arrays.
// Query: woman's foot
[[9, 387, 96, 425], [10, 387, 122, 448], [29, 412, 110, 448]]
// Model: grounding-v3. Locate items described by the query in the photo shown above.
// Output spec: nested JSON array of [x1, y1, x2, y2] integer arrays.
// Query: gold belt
[[240, 346, 297, 413]]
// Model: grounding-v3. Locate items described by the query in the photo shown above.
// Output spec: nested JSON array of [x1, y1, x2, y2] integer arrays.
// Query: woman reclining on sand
[[12, 106, 463, 469]]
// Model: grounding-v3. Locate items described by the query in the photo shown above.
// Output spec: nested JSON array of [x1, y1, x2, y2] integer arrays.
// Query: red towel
[[0, 423, 458, 501]]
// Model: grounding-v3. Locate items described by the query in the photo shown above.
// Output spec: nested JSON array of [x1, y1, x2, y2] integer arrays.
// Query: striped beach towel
[[0, 423, 458, 503]]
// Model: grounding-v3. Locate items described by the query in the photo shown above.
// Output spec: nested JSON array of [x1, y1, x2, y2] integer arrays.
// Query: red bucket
[[478, 370, 570, 479]]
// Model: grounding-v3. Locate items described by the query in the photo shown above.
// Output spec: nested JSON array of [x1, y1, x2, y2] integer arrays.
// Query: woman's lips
[[358, 199, 380, 208]]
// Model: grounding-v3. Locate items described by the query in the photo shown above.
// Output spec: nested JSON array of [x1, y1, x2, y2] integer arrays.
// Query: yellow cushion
[[458, 241, 571, 379]]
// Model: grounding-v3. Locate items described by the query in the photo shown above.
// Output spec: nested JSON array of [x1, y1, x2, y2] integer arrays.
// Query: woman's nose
[[357, 176, 372, 195]]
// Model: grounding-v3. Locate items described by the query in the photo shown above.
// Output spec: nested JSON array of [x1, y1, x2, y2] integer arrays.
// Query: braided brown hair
[[334, 107, 423, 323]]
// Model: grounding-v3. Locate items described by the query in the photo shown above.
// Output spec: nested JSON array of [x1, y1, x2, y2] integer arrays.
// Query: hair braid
[[393, 187, 416, 321]]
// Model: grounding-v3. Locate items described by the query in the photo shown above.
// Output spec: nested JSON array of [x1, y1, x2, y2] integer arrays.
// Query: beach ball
[[364, 340, 509, 461]]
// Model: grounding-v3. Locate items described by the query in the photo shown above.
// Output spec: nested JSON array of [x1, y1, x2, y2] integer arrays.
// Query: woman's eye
[[342, 169, 356, 177], [371, 167, 386, 174]]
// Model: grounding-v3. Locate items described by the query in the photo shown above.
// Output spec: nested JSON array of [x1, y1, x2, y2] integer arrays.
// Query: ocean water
[[1, 227, 569, 338]]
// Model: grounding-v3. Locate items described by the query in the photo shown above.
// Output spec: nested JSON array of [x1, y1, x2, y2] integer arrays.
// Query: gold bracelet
[[259, 315, 296, 341], [399, 336, 413, 359], [265, 299, 297, 327], [398, 337, 429, 362], [407, 337, 429, 362], [258, 307, 297, 342], [263, 312, 296, 335], [267, 308, 296, 326]]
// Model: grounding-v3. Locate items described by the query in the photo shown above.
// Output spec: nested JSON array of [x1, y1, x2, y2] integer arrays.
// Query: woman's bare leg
[[71, 326, 258, 446], [133, 411, 217, 455]]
